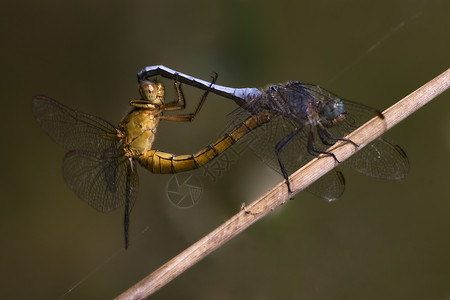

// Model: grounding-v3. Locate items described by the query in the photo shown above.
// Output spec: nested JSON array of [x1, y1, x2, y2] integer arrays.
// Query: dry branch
[[115, 68, 450, 300]]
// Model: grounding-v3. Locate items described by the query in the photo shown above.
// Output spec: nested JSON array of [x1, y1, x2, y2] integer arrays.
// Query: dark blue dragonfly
[[137, 65, 409, 201]]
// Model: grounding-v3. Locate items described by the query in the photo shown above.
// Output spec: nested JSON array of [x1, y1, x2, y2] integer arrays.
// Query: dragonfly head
[[320, 98, 347, 127], [139, 80, 165, 105]]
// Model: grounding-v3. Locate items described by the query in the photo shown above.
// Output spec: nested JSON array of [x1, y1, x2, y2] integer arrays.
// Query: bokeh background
[[2, 0, 449, 299]]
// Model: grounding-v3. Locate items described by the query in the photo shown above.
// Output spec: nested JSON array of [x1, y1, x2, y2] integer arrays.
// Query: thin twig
[[115, 68, 450, 300]]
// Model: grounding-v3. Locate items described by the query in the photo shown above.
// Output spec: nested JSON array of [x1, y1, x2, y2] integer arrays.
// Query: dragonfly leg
[[160, 73, 218, 122], [157, 79, 187, 111], [275, 128, 302, 193], [317, 126, 358, 148], [317, 128, 336, 146], [307, 129, 341, 163]]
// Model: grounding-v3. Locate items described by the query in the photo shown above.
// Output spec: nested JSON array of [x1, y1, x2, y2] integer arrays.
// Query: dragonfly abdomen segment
[[138, 65, 262, 106], [138, 112, 272, 174]]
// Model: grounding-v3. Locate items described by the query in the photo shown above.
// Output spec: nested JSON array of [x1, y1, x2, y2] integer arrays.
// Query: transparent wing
[[225, 108, 345, 201], [33, 94, 138, 212], [306, 170, 345, 201], [32, 94, 119, 153], [294, 84, 409, 180], [344, 137, 409, 180], [63, 148, 138, 213]]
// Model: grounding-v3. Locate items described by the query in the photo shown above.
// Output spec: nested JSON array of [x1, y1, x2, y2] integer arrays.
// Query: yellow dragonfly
[[33, 76, 271, 248]]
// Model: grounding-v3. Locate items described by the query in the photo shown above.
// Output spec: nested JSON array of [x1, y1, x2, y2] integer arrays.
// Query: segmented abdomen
[[138, 112, 272, 173]]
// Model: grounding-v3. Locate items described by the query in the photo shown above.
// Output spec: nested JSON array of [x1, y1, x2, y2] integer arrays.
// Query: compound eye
[[155, 82, 165, 99], [321, 98, 347, 127], [323, 98, 345, 121], [139, 81, 158, 103]]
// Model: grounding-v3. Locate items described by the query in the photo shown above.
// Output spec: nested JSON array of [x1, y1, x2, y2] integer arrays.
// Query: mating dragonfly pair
[[33, 65, 409, 248]]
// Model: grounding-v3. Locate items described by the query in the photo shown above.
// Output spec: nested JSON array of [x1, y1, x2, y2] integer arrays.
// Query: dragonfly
[[137, 65, 409, 201], [32, 76, 272, 248]]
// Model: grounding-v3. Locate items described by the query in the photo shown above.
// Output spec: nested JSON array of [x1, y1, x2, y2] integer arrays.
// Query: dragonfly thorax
[[118, 109, 161, 157]]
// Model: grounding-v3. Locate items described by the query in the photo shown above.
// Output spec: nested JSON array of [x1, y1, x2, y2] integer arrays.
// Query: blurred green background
[[2, 0, 449, 299]]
